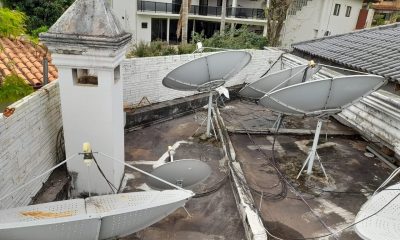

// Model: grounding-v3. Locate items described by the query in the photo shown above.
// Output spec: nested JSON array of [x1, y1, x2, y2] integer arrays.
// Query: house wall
[[0, 82, 62, 209], [122, 49, 282, 106], [282, 0, 363, 47]]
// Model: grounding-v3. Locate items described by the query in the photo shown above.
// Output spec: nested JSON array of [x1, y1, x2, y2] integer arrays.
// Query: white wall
[[122, 49, 282, 106], [136, 15, 153, 43], [0, 82, 62, 209], [111, 0, 137, 38], [282, 0, 363, 47]]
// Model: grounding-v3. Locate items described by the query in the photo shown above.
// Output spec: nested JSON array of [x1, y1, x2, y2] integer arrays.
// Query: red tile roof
[[0, 37, 58, 88]]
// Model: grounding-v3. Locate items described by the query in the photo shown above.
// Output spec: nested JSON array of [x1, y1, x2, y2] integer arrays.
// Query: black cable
[[92, 153, 118, 194]]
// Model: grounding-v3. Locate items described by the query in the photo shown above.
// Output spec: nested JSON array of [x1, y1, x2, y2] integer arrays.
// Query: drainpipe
[[42, 58, 49, 86]]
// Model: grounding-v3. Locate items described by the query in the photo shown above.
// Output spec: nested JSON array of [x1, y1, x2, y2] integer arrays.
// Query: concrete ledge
[[125, 86, 243, 130]]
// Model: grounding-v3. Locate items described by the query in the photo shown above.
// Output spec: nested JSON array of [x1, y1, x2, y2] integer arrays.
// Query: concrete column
[[40, 0, 132, 196], [167, 18, 170, 43]]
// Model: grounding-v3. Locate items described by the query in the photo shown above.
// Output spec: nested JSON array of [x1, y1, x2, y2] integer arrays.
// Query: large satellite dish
[[147, 159, 212, 190], [163, 51, 251, 92], [239, 64, 320, 100], [0, 190, 193, 240], [355, 182, 400, 240], [163, 51, 251, 137], [259, 75, 385, 117]]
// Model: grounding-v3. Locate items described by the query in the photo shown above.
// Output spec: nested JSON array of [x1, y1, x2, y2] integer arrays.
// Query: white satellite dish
[[259, 75, 385, 117], [239, 65, 307, 99], [355, 182, 400, 240], [147, 159, 212, 190], [257, 74, 386, 178], [0, 190, 193, 240], [163, 51, 251, 137]]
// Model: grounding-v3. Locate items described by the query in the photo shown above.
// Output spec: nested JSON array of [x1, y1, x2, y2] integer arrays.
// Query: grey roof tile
[[293, 23, 400, 82]]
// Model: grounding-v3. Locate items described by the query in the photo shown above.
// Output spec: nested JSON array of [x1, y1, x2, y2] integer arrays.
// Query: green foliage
[[30, 25, 48, 42], [0, 8, 26, 37], [192, 27, 267, 50], [177, 43, 196, 54], [0, 74, 33, 103], [128, 41, 178, 58], [373, 14, 386, 26], [2, 0, 74, 33], [128, 27, 267, 58]]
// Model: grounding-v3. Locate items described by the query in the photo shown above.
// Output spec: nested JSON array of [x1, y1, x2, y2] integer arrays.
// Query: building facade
[[110, 0, 267, 43], [372, 0, 400, 23], [282, 0, 364, 47], [110, 0, 364, 46]]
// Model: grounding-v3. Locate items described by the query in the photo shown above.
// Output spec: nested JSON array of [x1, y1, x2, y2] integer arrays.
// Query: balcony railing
[[137, 1, 265, 20]]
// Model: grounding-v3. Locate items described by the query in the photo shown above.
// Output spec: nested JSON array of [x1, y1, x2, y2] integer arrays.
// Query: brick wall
[[122, 49, 283, 106], [0, 81, 62, 209]]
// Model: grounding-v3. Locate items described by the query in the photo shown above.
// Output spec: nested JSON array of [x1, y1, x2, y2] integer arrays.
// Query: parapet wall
[[122, 49, 283, 107], [0, 81, 62, 209]]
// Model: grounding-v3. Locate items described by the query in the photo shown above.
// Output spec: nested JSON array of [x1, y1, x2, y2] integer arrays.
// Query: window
[[333, 4, 340, 16], [345, 6, 351, 17], [73, 69, 98, 86], [142, 22, 148, 28]]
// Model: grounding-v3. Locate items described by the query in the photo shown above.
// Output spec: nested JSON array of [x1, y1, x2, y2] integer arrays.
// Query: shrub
[[0, 74, 33, 103], [128, 41, 178, 57], [127, 27, 267, 58]]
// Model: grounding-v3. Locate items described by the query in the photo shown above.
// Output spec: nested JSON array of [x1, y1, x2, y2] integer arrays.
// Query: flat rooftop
[[116, 99, 393, 239]]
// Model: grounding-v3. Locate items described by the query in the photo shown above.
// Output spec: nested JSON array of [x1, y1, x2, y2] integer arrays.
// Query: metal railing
[[137, 0, 265, 19]]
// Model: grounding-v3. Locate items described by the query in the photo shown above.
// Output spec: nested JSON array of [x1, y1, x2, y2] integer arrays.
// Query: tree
[[265, 0, 292, 47], [2, 0, 74, 33], [0, 8, 26, 37], [220, 0, 227, 34], [176, 0, 190, 44]]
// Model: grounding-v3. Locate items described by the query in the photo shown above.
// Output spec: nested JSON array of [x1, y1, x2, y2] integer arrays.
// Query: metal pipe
[[206, 91, 213, 137], [43, 58, 49, 85], [307, 119, 323, 174]]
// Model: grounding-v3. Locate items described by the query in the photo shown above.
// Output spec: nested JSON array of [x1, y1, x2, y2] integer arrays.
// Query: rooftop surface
[[110, 99, 393, 239], [0, 37, 58, 87], [292, 23, 400, 83]]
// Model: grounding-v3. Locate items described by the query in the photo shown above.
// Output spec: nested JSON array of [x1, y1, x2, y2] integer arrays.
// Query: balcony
[[137, 0, 265, 20]]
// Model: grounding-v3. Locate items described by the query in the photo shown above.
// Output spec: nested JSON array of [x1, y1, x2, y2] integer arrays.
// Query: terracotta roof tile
[[0, 37, 58, 88]]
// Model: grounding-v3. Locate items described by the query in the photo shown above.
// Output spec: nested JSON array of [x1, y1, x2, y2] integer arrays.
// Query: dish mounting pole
[[297, 119, 327, 179], [206, 91, 213, 137]]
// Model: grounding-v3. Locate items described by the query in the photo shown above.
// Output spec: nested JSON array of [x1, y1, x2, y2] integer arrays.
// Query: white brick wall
[[0, 81, 62, 209], [122, 49, 283, 106]]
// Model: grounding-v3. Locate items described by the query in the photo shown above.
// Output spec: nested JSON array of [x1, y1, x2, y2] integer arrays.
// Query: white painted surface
[[122, 49, 283, 106], [282, 0, 364, 47], [136, 15, 153, 43], [0, 82, 62, 209], [53, 48, 126, 196]]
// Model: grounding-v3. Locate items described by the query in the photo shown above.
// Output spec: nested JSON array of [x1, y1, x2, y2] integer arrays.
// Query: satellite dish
[[146, 159, 212, 190], [355, 183, 400, 240], [256, 74, 386, 178], [163, 51, 251, 92], [259, 75, 386, 117], [163, 51, 251, 137], [239, 64, 322, 100]]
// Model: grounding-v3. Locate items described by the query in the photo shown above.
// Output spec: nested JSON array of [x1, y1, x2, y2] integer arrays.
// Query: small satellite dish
[[355, 183, 400, 240], [162, 51, 251, 92], [147, 159, 212, 190], [259, 75, 386, 117]]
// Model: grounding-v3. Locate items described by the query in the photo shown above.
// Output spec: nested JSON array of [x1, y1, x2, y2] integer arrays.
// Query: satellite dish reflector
[[355, 183, 400, 240], [0, 190, 193, 240], [239, 64, 322, 100], [259, 75, 386, 117], [162, 51, 251, 92], [147, 159, 212, 190]]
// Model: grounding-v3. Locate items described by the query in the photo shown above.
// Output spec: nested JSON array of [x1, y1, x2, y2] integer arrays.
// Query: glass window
[[333, 4, 341, 16], [346, 6, 351, 17]]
